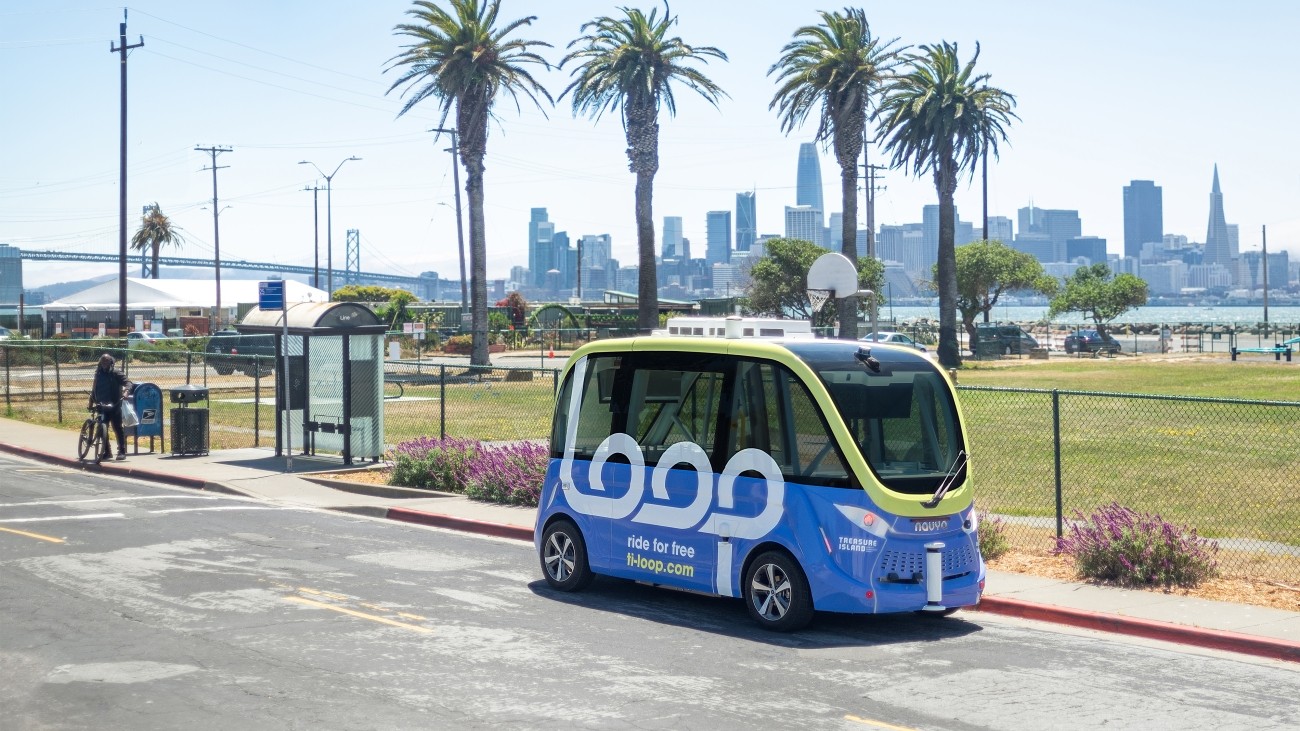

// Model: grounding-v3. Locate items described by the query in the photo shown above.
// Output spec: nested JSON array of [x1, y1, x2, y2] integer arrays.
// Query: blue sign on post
[[259, 280, 285, 311]]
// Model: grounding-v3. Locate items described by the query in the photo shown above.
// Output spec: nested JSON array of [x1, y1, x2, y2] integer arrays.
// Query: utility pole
[[111, 10, 143, 335], [1262, 224, 1269, 338], [862, 130, 887, 337], [304, 184, 320, 288], [431, 127, 467, 310], [196, 145, 232, 330]]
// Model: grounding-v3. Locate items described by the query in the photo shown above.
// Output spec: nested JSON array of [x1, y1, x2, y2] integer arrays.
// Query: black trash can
[[170, 385, 209, 456]]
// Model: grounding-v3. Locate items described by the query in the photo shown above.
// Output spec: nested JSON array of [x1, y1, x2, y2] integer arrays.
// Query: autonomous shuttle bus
[[534, 321, 981, 631]]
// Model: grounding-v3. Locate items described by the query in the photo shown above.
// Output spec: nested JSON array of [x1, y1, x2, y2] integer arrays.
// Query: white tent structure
[[41, 278, 328, 335]]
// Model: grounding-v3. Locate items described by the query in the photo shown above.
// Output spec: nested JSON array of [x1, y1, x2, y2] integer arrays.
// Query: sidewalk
[[2, 417, 1296, 663]]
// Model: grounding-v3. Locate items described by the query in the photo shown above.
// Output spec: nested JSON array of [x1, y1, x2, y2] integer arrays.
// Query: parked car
[[0, 326, 12, 340], [204, 331, 276, 376], [126, 330, 168, 347], [860, 331, 927, 351], [1064, 329, 1121, 354], [975, 323, 1039, 355]]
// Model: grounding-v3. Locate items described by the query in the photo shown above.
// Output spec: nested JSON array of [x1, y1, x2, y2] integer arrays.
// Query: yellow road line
[[396, 612, 427, 621], [0, 526, 66, 543], [284, 596, 434, 634], [844, 715, 920, 731]]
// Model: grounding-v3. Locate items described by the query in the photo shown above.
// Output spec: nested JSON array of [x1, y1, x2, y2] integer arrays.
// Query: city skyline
[[3, 1, 1298, 291]]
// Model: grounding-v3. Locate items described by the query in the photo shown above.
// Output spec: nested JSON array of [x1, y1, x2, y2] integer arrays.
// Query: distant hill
[[27, 274, 116, 302]]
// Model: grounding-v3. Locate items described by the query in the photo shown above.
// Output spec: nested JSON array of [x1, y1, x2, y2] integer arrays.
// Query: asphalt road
[[1, 455, 1296, 731]]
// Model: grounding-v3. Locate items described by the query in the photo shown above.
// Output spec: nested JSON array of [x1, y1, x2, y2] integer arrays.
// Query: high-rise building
[[784, 206, 822, 246], [1018, 205, 1080, 262], [986, 216, 1013, 242], [828, 212, 844, 251], [528, 208, 549, 286], [735, 192, 756, 252], [706, 211, 732, 265], [1122, 180, 1163, 260], [580, 234, 612, 270], [1066, 236, 1108, 264], [796, 143, 824, 244], [1203, 165, 1232, 270], [1039, 209, 1082, 262], [0, 244, 22, 304], [662, 216, 683, 259]]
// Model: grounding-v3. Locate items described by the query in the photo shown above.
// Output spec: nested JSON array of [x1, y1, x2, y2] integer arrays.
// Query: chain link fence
[[959, 386, 1300, 581], [4, 339, 1297, 581]]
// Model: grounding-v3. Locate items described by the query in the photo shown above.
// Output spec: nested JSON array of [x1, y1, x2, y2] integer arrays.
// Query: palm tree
[[876, 42, 1016, 367], [769, 8, 903, 340], [560, 5, 727, 333], [386, 0, 552, 366], [130, 203, 185, 280]]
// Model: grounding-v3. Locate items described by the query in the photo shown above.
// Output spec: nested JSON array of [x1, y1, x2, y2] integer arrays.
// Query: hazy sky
[[4, 1, 1298, 290]]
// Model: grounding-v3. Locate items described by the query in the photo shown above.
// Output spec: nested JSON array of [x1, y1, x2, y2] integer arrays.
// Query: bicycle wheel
[[77, 419, 95, 461], [94, 420, 110, 464]]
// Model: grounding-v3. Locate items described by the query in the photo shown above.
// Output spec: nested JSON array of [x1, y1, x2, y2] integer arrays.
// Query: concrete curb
[[385, 506, 534, 543], [973, 596, 1300, 664], [0, 441, 250, 497]]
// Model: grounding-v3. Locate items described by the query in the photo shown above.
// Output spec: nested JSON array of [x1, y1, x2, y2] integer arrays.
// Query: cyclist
[[89, 353, 129, 461]]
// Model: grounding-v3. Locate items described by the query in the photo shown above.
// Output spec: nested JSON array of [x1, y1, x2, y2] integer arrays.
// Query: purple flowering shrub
[[1054, 502, 1218, 588], [389, 436, 477, 491], [976, 509, 1010, 561], [389, 437, 547, 507], [462, 441, 549, 506]]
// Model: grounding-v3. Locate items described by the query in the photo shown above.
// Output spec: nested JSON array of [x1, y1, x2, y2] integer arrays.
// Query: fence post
[[40, 343, 46, 398], [253, 355, 261, 447], [552, 367, 558, 398], [1052, 389, 1063, 539], [54, 346, 63, 423], [440, 364, 446, 440], [3, 343, 10, 412], [186, 350, 194, 385]]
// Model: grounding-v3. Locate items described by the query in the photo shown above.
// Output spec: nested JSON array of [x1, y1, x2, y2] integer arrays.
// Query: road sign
[[259, 280, 285, 311]]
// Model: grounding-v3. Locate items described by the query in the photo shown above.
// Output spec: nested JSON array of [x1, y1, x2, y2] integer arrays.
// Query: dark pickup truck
[[204, 331, 276, 376]]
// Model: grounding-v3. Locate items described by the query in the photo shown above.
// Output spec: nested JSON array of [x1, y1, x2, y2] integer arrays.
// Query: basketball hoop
[[807, 288, 832, 314], [806, 253, 858, 321]]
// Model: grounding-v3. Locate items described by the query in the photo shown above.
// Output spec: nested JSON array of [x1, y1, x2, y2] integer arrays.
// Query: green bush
[[443, 335, 473, 354], [977, 510, 1010, 561], [389, 436, 477, 491], [1054, 502, 1219, 588]]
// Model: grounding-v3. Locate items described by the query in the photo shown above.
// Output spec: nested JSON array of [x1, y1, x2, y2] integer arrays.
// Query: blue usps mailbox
[[127, 382, 164, 453]]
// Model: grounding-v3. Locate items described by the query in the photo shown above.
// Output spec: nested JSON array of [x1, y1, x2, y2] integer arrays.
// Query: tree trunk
[[151, 243, 160, 279], [935, 159, 961, 368], [626, 100, 659, 334], [461, 106, 490, 367], [835, 123, 861, 340]]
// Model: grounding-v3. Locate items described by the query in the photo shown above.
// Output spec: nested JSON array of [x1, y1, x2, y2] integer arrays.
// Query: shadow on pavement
[[527, 577, 983, 648]]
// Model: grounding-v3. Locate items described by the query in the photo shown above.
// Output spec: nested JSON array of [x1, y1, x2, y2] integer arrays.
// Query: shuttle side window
[[623, 354, 726, 467]]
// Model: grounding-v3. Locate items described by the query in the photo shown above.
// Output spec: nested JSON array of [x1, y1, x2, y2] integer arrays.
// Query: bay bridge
[[13, 247, 438, 299]]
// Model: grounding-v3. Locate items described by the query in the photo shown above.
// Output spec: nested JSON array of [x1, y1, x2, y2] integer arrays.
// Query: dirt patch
[[321, 468, 1299, 614], [990, 548, 1300, 613]]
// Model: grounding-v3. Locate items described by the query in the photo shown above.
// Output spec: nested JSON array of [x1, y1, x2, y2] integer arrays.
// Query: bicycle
[[78, 402, 115, 464]]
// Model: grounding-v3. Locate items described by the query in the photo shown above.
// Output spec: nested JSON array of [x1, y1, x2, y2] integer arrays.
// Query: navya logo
[[912, 517, 949, 533]]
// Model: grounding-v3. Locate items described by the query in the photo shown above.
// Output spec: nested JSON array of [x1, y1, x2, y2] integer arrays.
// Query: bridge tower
[[345, 229, 360, 287]]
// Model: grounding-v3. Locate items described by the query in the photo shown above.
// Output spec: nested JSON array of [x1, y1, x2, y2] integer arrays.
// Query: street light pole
[[299, 157, 361, 297], [431, 127, 467, 310], [303, 184, 320, 289]]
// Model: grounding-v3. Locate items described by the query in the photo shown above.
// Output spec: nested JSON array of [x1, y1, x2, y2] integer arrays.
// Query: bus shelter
[[238, 302, 387, 465]]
